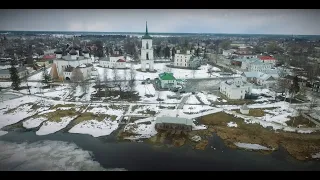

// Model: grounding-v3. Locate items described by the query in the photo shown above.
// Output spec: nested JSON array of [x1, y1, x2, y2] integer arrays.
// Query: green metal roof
[[155, 116, 193, 126], [159, 72, 176, 80], [142, 21, 152, 39]]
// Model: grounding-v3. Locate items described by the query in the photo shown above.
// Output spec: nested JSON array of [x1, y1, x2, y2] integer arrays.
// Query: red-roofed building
[[36, 54, 56, 66], [258, 56, 276, 64], [99, 55, 126, 69], [43, 54, 56, 60]]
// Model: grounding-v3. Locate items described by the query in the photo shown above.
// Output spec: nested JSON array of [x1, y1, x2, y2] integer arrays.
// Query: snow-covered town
[[1, 22, 320, 163]]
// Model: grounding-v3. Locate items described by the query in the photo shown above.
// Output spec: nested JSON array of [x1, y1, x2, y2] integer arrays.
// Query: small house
[[240, 104, 249, 114], [155, 116, 193, 133], [158, 72, 178, 89]]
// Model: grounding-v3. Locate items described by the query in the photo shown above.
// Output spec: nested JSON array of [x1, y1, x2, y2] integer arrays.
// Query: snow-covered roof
[[241, 104, 249, 110], [99, 56, 110, 61], [242, 71, 263, 78], [69, 49, 78, 55], [59, 55, 90, 61], [155, 116, 193, 126], [117, 59, 126, 62], [258, 74, 273, 81]]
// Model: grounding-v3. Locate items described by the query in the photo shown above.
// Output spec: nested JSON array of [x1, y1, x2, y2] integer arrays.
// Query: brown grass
[[286, 115, 317, 128], [235, 108, 276, 117], [51, 104, 76, 109], [41, 108, 77, 122], [196, 111, 320, 160]]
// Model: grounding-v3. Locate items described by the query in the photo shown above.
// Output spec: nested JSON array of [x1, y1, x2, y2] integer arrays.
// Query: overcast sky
[[1, 9, 320, 35]]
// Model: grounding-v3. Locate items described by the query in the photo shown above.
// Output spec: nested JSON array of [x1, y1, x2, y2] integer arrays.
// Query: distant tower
[[141, 21, 154, 71]]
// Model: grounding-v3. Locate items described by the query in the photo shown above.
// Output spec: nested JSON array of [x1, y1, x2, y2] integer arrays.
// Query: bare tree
[[276, 68, 291, 101], [71, 68, 84, 84], [103, 68, 109, 98], [128, 63, 136, 92], [207, 65, 213, 77], [192, 66, 196, 79], [112, 68, 123, 97], [96, 72, 101, 94], [71, 68, 85, 97]]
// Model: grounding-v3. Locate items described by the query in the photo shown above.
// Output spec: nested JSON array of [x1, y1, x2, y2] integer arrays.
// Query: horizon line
[[0, 30, 319, 36]]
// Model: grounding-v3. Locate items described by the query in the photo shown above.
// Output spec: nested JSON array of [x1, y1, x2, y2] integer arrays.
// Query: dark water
[[0, 131, 319, 171]]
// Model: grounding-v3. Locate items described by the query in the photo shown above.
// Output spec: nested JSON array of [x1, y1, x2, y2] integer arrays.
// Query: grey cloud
[[0, 9, 319, 35]]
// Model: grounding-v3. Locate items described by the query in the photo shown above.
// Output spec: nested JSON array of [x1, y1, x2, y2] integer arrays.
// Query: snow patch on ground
[[36, 116, 77, 136], [123, 117, 157, 139], [69, 118, 119, 137], [234, 142, 272, 150], [192, 123, 207, 130], [227, 121, 238, 128], [312, 152, 320, 159], [183, 105, 214, 114], [197, 92, 211, 105], [297, 130, 314, 134], [23, 117, 48, 129]]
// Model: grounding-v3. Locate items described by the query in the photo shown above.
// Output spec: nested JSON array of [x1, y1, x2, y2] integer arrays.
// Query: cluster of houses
[[0, 58, 29, 80]]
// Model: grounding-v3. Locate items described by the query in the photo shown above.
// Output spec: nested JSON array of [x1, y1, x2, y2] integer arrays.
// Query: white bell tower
[[141, 21, 154, 71]]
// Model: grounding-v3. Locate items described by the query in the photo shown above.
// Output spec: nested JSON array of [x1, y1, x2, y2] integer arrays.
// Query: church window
[[146, 42, 149, 49], [146, 52, 149, 60]]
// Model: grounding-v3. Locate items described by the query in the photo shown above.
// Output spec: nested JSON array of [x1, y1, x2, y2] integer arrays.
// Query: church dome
[[69, 48, 78, 55], [73, 44, 81, 50], [82, 47, 90, 54], [54, 48, 63, 54]]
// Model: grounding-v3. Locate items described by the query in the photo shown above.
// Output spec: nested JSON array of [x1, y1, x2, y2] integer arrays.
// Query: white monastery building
[[51, 43, 94, 81], [220, 78, 253, 100], [99, 48, 126, 69]]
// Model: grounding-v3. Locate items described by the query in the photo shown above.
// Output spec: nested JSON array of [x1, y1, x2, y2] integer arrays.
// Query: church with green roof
[[158, 72, 178, 89]]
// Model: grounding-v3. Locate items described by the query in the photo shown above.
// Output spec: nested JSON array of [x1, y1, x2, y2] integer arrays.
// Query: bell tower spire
[[145, 21, 149, 35]]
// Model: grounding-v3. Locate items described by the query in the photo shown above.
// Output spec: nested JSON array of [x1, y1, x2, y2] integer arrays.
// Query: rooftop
[[155, 116, 193, 126], [142, 21, 152, 40], [259, 56, 276, 61], [159, 72, 176, 80]]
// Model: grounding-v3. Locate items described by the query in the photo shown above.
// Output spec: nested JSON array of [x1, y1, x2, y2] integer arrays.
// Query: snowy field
[[0, 140, 126, 171]]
